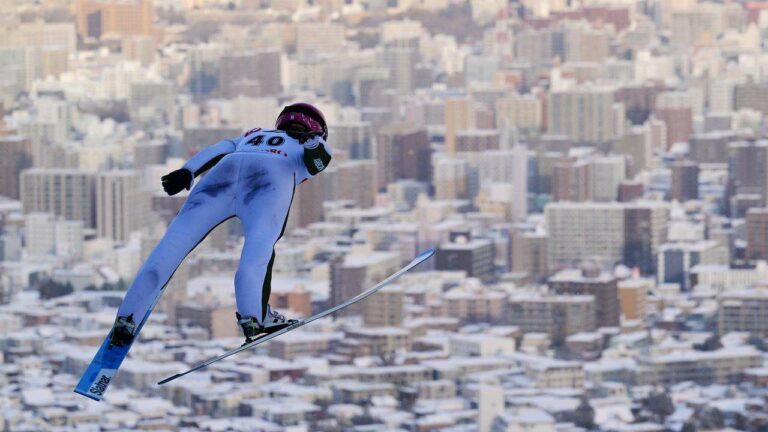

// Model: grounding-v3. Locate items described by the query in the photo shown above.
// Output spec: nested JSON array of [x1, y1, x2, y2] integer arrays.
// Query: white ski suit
[[116, 128, 332, 323]]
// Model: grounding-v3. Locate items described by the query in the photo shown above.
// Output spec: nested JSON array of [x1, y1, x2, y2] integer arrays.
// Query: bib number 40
[[247, 135, 284, 147]]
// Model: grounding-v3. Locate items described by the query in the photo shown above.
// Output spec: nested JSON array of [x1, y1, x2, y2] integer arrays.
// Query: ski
[[73, 286, 167, 401], [158, 248, 436, 385]]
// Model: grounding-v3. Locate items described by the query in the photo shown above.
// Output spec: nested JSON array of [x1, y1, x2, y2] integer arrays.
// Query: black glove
[[161, 168, 193, 196]]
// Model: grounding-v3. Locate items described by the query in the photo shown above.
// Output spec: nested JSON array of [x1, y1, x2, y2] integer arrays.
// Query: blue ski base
[[74, 335, 131, 401]]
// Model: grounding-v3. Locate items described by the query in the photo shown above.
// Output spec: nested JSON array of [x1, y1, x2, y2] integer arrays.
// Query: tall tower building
[[670, 160, 700, 202], [618, 278, 651, 321], [377, 47, 417, 96], [511, 230, 549, 282], [729, 141, 768, 206], [375, 126, 431, 190], [655, 92, 693, 148], [445, 98, 474, 155], [477, 147, 529, 221], [96, 171, 149, 242], [329, 121, 372, 159], [746, 208, 768, 261], [623, 202, 669, 274], [0, 135, 32, 199], [20, 169, 96, 228]]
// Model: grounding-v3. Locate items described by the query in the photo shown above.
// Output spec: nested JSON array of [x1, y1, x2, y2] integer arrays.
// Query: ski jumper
[[116, 128, 332, 323]]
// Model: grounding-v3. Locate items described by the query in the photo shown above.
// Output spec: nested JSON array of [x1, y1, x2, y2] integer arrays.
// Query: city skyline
[[2, 0, 768, 431]]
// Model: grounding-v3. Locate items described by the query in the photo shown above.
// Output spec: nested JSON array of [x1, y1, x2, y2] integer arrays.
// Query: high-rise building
[[436, 238, 495, 282], [547, 85, 622, 145], [507, 293, 596, 343], [74, 0, 154, 40], [329, 122, 373, 159], [363, 285, 403, 327], [495, 93, 543, 133], [552, 157, 590, 202], [657, 240, 728, 291], [617, 278, 651, 321], [590, 155, 626, 202], [746, 208, 768, 261], [689, 131, 734, 164], [96, 171, 149, 242], [612, 126, 652, 177], [375, 125, 431, 190], [614, 81, 666, 125], [511, 230, 548, 282], [434, 157, 469, 200], [445, 98, 474, 155], [20, 169, 96, 228], [618, 180, 644, 202], [623, 202, 669, 274], [378, 47, 417, 95], [330, 251, 401, 316], [552, 155, 627, 202], [545, 201, 625, 269], [655, 92, 693, 148], [729, 140, 768, 206], [335, 160, 377, 208], [477, 147, 529, 221], [0, 135, 32, 199], [549, 264, 621, 327], [670, 160, 699, 202]]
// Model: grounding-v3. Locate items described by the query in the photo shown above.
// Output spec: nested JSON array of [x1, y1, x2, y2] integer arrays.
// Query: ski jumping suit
[[116, 128, 332, 323]]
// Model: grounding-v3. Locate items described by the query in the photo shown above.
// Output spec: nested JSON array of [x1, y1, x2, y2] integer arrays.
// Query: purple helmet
[[275, 102, 328, 140]]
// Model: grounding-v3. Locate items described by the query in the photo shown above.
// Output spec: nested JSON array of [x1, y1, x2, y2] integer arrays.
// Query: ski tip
[[418, 248, 437, 259]]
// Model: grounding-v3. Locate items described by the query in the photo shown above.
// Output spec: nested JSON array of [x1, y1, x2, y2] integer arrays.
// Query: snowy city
[[2, 0, 768, 431]]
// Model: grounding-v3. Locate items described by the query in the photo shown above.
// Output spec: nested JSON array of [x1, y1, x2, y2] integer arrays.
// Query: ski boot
[[236, 305, 297, 345], [109, 314, 136, 348]]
